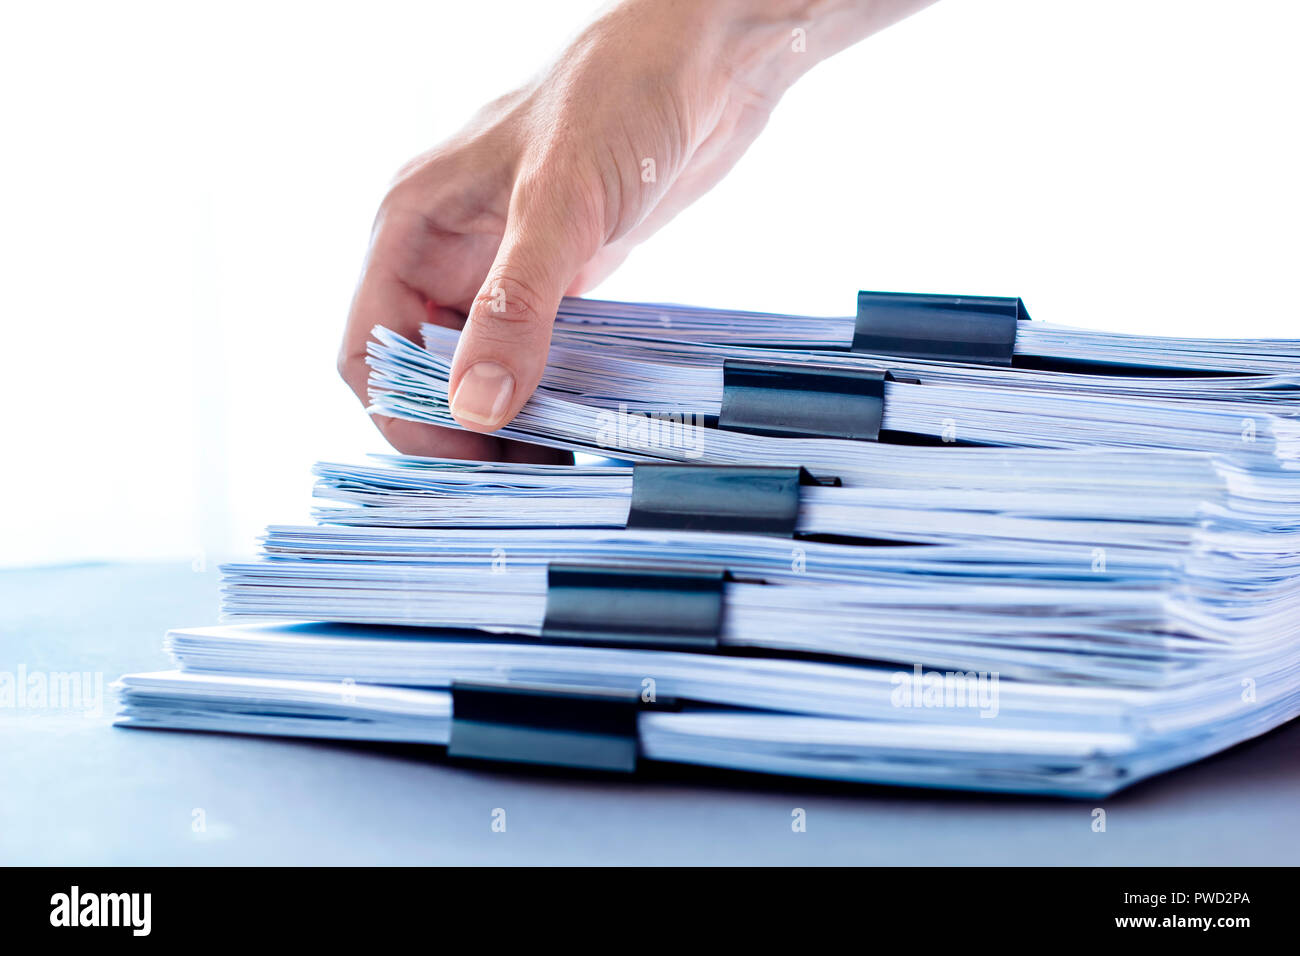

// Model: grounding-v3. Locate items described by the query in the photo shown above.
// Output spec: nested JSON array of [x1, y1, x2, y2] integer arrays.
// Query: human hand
[[339, 0, 934, 459]]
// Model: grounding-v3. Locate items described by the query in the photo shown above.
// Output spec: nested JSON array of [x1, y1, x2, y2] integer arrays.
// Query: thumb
[[448, 173, 602, 432]]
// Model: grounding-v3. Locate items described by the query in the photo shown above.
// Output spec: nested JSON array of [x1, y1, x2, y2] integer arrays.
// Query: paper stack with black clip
[[116, 291, 1300, 796]]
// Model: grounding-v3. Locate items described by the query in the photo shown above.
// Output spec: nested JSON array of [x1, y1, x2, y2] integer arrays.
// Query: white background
[[2, 0, 1297, 567]]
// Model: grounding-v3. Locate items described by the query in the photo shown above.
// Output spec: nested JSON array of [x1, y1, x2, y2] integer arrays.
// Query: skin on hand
[[338, 0, 937, 460]]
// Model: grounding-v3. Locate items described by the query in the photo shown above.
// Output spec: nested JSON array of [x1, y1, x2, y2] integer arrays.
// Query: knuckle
[[377, 171, 418, 221], [337, 348, 365, 391], [385, 147, 441, 198], [514, 149, 607, 235], [373, 189, 420, 238], [518, 159, 600, 216], [472, 273, 549, 325]]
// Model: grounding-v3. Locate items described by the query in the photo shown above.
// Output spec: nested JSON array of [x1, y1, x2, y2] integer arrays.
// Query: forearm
[[701, 0, 941, 96], [574, 0, 938, 106]]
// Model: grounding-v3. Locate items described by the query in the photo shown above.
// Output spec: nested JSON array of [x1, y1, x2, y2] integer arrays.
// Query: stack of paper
[[117, 622, 1300, 795], [555, 296, 1300, 374], [366, 324, 1300, 463], [115, 292, 1300, 796]]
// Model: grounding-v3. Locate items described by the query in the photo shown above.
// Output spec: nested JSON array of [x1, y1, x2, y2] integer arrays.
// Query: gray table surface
[[2, 561, 1297, 865]]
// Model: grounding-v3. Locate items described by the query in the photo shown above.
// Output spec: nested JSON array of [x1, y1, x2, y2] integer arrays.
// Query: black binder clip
[[718, 358, 905, 442], [449, 682, 642, 773], [540, 564, 726, 650], [852, 290, 1028, 366], [626, 464, 839, 537]]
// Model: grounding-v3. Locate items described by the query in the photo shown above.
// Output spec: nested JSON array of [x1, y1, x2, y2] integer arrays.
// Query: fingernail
[[451, 361, 515, 429]]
